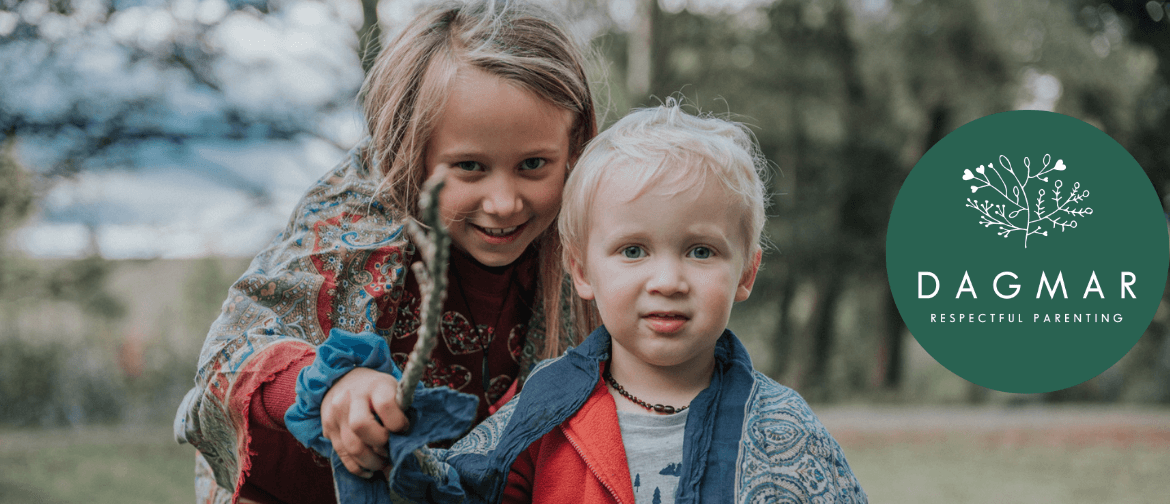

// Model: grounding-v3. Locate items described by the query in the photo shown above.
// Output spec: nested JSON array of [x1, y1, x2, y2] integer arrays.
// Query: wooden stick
[[396, 169, 449, 412]]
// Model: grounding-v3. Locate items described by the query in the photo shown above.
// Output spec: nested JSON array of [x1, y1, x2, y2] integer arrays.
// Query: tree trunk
[[770, 272, 797, 380], [879, 283, 905, 389], [626, 0, 654, 99], [359, 0, 383, 75]]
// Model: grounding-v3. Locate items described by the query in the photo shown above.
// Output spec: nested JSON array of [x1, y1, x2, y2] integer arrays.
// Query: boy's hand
[[321, 367, 410, 478]]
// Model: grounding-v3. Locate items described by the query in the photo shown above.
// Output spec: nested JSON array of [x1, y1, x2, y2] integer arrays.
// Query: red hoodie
[[502, 378, 636, 504]]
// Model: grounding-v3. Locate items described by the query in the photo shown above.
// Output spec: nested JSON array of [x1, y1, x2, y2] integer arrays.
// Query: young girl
[[173, 1, 598, 502]]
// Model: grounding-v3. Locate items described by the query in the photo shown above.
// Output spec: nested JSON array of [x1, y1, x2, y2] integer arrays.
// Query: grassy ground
[[820, 406, 1170, 504], [0, 425, 191, 504], [845, 439, 1169, 503], [1, 407, 1168, 503]]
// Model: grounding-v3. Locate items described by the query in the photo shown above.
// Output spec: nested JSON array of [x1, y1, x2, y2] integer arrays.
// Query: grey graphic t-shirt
[[616, 409, 688, 504]]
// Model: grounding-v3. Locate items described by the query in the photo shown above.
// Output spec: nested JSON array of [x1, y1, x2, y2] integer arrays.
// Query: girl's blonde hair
[[560, 104, 770, 269], [361, 0, 599, 358]]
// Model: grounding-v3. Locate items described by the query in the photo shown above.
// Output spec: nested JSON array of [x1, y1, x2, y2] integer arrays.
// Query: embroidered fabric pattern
[[735, 371, 866, 504], [448, 395, 519, 456], [445, 350, 568, 456]]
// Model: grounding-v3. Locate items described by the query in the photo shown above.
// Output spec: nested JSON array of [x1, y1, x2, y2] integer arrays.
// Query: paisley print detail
[[448, 395, 518, 456], [178, 143, 419, 500], [340, 223, 404, 247], [736, 371, 867, 504], [794, 455, 830, 495], [743, 482, 804, 504], [746, 416, 809, 464]]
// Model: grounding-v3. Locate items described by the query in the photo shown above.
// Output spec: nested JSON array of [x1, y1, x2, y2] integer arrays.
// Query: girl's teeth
[[483, 226, 518, 236]]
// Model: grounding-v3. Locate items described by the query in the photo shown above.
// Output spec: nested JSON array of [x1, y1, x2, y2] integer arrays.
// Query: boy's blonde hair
[[361, 0, 599, 357], [560, 104, 769, 268]]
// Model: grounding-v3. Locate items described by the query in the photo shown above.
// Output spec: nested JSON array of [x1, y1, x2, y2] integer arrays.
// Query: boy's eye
[[621, 246, 645, 259], [688, 246, 713, 259], [456, 161, 483, 172], [520, 158, 546, 171]]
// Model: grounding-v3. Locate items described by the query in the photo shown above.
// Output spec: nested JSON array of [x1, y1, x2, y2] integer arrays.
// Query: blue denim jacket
[[329, 326, 868, 503]]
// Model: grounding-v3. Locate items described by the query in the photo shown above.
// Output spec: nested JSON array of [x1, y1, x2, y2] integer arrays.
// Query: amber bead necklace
[[602, 369, 689, 414]]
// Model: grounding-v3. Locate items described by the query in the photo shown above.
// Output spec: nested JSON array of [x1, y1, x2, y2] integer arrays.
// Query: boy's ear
[[568, 254, 596, 301], [735, 249, 762, 302]]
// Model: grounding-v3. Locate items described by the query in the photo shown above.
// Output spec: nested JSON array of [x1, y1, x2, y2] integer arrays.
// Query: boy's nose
[[646, 257, 689, 296]]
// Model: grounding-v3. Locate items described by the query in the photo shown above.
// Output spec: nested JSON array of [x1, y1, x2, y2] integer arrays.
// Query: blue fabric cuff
[[285, 328, 402, 457], [335, 386, 478, 503]]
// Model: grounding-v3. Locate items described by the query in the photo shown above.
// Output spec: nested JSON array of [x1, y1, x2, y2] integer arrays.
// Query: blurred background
[[1, 0, 1168, 502]]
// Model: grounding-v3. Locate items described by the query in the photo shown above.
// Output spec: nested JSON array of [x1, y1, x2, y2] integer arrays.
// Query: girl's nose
[[481, 174, 522, 217], [646, 257, 689, 296]]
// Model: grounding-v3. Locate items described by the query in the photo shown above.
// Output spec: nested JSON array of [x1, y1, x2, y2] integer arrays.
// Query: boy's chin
[[624, 348, 714, 372]]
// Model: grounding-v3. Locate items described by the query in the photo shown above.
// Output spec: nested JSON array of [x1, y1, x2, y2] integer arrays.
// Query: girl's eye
[[621, 246, 646, 259], [456, 161, 483, 172], [688, 246, 713, 259], [520, 158, 546, 171]]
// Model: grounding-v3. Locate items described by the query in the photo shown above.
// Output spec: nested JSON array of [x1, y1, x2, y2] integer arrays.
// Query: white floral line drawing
[[962, 153, 1093, 248]]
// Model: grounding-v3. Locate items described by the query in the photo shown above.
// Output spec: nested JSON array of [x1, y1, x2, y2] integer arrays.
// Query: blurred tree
[[45, 255, 126, 320], [612, 0, 940, 399], [183, 255, 229, 333], [0, 139, 34, 234], [0, 138, 130, 425], [1062, 0, 1170, 403], [602, 0, 1166, 401], [0, 0, 363, 192], [0, 138, 36, 299], [1071, 0, 1170, 208]]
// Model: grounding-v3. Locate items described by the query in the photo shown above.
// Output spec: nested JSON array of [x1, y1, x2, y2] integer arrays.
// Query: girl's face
[[425, 67, 573, 267]]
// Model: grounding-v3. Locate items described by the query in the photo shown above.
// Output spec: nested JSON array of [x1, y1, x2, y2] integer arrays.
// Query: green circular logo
[[887, 110, 1168, 393]]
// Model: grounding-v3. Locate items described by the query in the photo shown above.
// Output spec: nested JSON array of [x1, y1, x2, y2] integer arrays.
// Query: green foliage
[[45, 256, 127, 321], [0, 340, 63, 426], [0, 338, 132, 426], [183, 256, 229, 334], [0, 139, 37, 302], [0, 138, 33, 238]]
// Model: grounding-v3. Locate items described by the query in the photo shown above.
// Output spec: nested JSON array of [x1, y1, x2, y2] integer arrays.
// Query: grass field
[[822, 406, 1170, 504], [1, 407, 1168, 503], [846, 439, 1169, 503], [0, 425, 191, 504]]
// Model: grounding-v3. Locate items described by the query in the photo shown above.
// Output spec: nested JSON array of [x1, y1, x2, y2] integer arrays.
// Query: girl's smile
[[472, 222, 527, 244], [425, 66, 573, 267]]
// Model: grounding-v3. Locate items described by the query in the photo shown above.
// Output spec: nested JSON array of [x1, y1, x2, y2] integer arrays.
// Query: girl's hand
[[321, 367, 410, 477]]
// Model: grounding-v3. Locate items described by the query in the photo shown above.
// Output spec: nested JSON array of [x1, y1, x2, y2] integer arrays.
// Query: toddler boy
[[381, 104, 867, 503]]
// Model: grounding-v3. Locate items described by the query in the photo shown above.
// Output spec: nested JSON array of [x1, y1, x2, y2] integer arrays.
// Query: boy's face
[[570, 171, 760, 371]]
